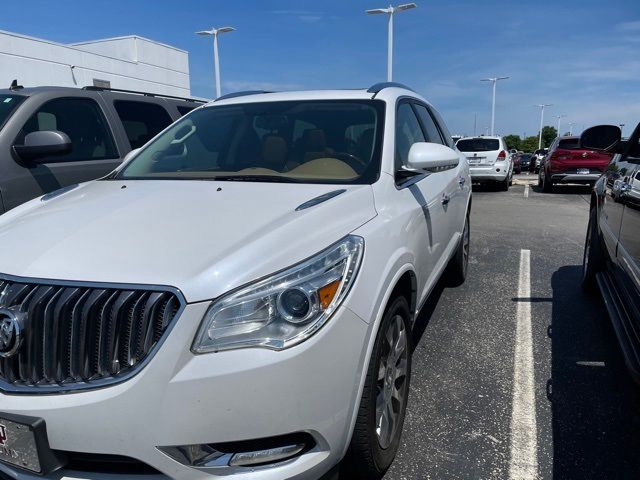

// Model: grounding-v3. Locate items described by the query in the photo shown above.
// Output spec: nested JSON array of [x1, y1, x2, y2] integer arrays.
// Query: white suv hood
[[0, 180, 377, 302]]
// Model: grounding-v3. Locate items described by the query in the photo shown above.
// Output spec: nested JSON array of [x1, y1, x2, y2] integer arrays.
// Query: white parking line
[[509, 249, 538, 480], [524, 184, 530, 198]]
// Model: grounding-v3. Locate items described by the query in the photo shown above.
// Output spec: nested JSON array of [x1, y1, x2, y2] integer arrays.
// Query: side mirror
[[123, 148, 141, 163], [580, 125, 621, 152], [407, 142, 459, 171], [13, 131, 72, 162]]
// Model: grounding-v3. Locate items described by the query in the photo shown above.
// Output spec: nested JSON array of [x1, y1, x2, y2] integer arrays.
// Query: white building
[[0, 30, 191, 97]]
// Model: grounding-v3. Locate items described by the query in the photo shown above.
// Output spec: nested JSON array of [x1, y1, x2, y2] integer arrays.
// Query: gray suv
[[0, 85, 204, 213]]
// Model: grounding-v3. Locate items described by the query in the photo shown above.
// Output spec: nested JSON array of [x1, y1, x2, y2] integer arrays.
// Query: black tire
[[446, 213, 470, 287], [542, 169, 553, 193], [500, 177, 509, 191], [538, 171, 543, 187], [582, 208, 604, 292], [342, 296, 412, 480]]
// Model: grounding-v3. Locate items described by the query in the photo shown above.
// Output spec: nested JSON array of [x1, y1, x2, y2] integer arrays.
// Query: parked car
[[581, 123, 640, 382], [456, 135, 513, 190], [518, 153, 533, 171], [0, 83, 471, 480], [512, 153, 522, 174], [538, 136, 612, 192], [0, 85, 204, 213], [529, 148, 548, 173]]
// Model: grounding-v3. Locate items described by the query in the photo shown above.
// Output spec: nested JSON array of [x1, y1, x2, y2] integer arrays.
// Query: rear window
[[0, 94, 25, 129], [558, 138, 580, 150], [456, 138, 499, 152]]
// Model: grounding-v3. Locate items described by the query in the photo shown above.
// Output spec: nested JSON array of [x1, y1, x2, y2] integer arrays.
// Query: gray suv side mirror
[[13, 130, 72, 162], [580, 125, 621, 152]]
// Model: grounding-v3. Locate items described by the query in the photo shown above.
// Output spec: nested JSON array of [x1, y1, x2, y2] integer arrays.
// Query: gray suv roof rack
[[367, 82, 415, 94], [215, 90, 273, 102], [82, 86, 204, 103]]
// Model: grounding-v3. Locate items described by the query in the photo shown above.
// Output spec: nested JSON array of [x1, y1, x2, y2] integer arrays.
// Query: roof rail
[[82, 86, 205, 103], [215, 90, 273, 102], [367, 82, 415, 95]]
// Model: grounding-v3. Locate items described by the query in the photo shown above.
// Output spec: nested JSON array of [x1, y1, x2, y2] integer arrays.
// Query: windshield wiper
[[211, 175, 299, 183]]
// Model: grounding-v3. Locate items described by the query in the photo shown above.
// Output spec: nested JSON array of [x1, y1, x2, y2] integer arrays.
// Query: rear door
[[2, 94, 122, 211], [109, 97, 176, 151], [613, 126, 640, 319]]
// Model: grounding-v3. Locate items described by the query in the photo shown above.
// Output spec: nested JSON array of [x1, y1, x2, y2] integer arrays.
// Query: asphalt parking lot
[[372, 180, 640, 479]]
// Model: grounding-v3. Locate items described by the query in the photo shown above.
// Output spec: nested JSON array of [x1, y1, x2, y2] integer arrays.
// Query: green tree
[[540, 126, 558, 148], [503, 134, 521, 151], [521, 136, 539, 153]]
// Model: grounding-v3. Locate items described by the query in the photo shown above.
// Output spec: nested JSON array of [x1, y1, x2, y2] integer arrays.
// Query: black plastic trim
[[367, 82, 415, 96]]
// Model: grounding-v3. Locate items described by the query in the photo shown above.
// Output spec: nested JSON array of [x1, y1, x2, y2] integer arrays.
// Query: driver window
[[395, 102, 426, 170]]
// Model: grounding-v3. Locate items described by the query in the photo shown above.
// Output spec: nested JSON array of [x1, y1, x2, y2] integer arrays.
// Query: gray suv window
[[114, 100, 173, 149], [17, 97, 117, 162], [0, 94, 25, 130]]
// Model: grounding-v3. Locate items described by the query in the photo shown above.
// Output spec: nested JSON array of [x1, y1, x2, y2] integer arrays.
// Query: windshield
[[0, 94, 25, 129], [118, 100, 385, 184], [456, 138, 500, 152]]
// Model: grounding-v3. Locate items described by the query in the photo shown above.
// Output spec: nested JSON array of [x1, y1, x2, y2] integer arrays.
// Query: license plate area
[[0, 413, 61, 475], [577, 168, 590, 175]]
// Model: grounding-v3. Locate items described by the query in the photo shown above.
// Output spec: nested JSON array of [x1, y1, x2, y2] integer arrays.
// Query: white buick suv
[[0, 83, 471, 480]]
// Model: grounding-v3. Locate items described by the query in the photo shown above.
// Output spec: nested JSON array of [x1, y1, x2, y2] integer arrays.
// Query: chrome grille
[[0, 277, 183, 393]]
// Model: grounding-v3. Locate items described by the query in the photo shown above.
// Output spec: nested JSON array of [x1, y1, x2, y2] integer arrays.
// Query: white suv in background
[[456, 135, 513, 190], [0, 83, 471, 480]]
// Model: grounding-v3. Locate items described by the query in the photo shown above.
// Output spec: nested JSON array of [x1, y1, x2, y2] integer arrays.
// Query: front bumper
[[0, 303, 370, 480], [469, 165, 509, 182]]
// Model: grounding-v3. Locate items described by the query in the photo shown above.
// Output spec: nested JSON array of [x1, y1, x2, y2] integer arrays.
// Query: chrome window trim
[[0, 272, 186, 395]]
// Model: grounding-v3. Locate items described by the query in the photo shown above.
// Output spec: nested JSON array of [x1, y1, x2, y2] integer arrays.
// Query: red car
[[538, 136, 612, 192]]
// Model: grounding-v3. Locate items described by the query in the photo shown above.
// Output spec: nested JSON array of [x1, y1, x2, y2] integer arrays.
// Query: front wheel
[[342, 296, 412, 479], [582, 208, 604, 292]]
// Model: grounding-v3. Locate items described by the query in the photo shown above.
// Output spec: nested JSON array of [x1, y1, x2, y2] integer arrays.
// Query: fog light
[[229, 443, 306, 466], [158, 433, 314, 469]]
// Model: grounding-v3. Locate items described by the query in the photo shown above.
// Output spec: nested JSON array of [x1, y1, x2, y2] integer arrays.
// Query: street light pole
[[480, 76, 509, 135], [196, 26, 235, 98], [555, 114, 566, 137], [366, 3, 417, 82], [535, 104, 552, 150], [568, 122, 575, 136]]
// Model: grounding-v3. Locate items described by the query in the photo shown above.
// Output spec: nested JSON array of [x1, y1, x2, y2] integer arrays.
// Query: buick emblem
[[0, 308, 22, 358]]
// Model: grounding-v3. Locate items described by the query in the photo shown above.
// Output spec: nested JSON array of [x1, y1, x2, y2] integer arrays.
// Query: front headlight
[[192, 235, 364, 353]]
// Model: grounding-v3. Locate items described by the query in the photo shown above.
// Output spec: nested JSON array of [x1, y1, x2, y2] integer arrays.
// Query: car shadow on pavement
[[549, 266, 640, 479]]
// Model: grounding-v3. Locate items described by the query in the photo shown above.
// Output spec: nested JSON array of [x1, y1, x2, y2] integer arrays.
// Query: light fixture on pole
[[196, 26, 235, 98], [568, 122, 575, 136], [555, 114, 567, 137], [535, 104, 553, 149], [366, 3, 417, 82], [619, 123, 626, 136], [480, 76, 509, 136]]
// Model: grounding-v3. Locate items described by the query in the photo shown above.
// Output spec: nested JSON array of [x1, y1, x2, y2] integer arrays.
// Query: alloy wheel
[[375, 315, 409, 450]]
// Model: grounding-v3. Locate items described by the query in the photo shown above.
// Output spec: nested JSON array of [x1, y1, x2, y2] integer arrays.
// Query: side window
[[428, 106, 454, 148], [177, 105, 196, 116], [395, 102, 426, 170], [413, 104, 444, 145], [114, 101, 173, 149], [18, 97, 117, 162]]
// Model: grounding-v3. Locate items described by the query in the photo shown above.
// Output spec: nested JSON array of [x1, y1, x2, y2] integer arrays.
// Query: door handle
[[441, 194, 450, 205]]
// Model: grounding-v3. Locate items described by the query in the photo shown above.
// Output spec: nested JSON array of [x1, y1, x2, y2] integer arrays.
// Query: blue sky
[[2, 0, 639, 137]]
